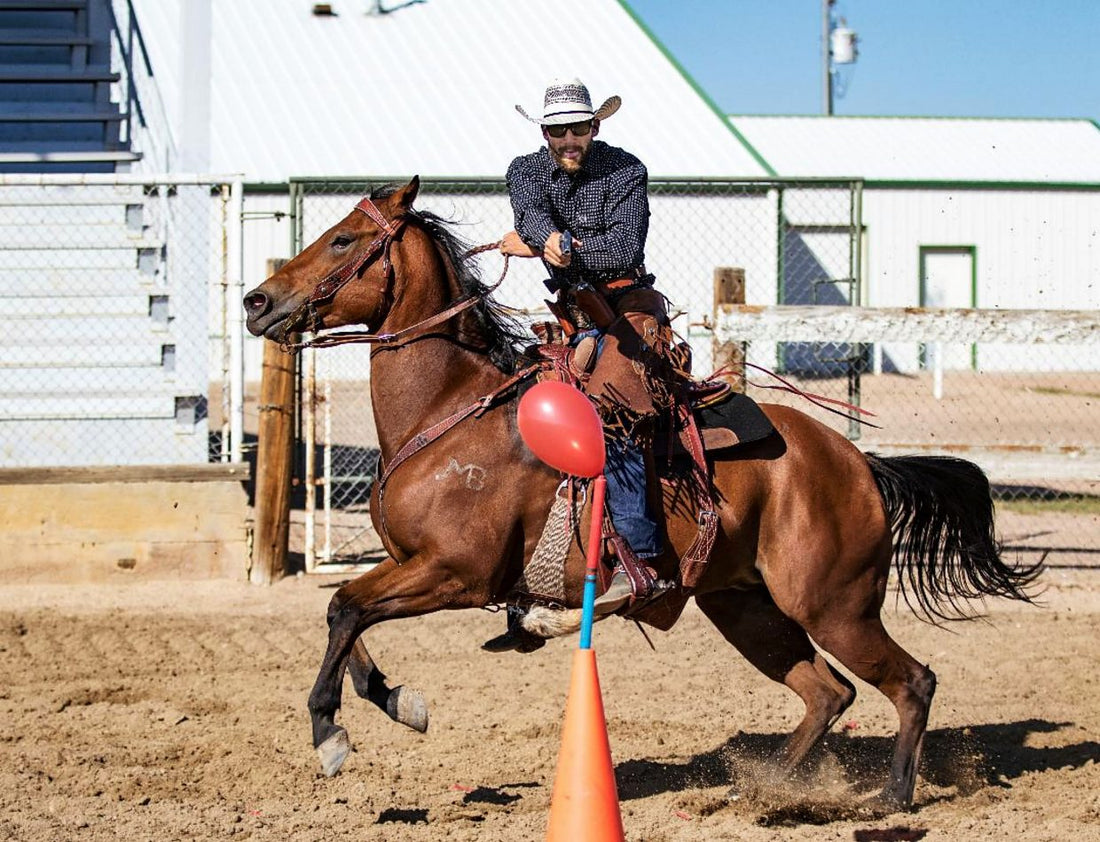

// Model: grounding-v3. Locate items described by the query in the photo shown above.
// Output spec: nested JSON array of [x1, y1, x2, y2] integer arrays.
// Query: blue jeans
[[575, 329, 661, 559], [604, 435, 661, 558]]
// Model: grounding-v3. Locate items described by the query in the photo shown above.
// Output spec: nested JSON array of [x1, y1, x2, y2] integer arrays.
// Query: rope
[[462, 239, 510, 289], [711, 363, 880, 428]]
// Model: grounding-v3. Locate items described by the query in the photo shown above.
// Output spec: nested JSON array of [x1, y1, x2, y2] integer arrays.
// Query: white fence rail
[[714, 304, 1100, 483], [716, 305, 1099, 345]]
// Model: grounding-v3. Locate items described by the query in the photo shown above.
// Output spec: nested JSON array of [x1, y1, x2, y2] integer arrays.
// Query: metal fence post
[[228, 178, 245, 463]]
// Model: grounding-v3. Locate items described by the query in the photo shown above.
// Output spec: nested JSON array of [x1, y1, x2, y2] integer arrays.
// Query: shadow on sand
[[614, 718, 1100, 824]]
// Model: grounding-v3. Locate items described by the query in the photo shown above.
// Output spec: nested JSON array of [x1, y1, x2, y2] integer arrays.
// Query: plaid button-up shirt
[[506, 140, 650, 288]]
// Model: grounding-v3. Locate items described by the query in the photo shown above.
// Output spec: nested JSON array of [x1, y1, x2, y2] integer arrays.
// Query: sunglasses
[[545, 120, 593, 139]]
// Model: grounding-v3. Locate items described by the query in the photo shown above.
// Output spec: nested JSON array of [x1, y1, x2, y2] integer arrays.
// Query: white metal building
[[728, 115, 1100, 371], [126, 0, 775, 379], [129, 0, 766, 180]]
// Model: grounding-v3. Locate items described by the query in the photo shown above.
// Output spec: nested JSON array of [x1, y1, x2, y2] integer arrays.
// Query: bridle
[[273, 196, 525, 546], [278, 195, 508, 352], [278, 195, 405, 348]]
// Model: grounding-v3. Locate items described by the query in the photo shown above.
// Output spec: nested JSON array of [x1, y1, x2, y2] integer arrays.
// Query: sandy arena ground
[[1, 522, 1098, 842]]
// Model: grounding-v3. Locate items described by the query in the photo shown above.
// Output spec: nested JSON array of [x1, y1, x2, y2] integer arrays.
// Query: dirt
[[1, 537, 1098, 842]]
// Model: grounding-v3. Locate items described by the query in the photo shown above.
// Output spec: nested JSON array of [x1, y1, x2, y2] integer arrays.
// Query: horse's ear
[[393, 175, 420, 211]]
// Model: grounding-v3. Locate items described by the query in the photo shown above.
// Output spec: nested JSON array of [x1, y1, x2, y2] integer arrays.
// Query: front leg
[[347, 637, 429, 732], [306, 555, 476, 776]]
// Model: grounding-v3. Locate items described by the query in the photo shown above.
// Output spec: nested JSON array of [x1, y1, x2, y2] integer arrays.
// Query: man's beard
[[550, 144, 588, 174]]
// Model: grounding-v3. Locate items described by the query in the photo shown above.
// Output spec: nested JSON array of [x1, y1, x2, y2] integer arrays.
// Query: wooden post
[[250, 259, 295, 584], [712, 267, 746, 393]]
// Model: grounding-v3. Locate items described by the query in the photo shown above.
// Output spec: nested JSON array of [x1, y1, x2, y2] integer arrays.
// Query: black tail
[[866, 454, 1044, 622]]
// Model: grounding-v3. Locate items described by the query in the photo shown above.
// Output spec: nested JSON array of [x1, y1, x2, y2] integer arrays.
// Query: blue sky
[[625, 1, 1100, 121]]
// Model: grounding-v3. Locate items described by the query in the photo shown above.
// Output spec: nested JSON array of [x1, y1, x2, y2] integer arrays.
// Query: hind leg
[[801, 611, 936, 809], [696, 588, 856, 781]]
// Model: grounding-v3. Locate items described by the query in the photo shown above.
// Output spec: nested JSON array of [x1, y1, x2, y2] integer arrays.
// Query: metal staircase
[[0, 0, 140, 173]]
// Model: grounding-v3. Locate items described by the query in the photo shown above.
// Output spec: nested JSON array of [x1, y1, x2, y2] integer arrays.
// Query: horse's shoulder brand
[[434, 456, 487, 491]]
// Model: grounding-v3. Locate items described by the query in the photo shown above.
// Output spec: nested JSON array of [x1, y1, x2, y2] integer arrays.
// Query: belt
[[594, 264, 648, 291]]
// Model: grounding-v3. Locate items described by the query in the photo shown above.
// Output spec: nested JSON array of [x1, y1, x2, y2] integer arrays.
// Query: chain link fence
[[285, 177, 1098, 567], [288, 177, 862, 566], [0, 174, 244, 468], [716, 305, 1098, 491]]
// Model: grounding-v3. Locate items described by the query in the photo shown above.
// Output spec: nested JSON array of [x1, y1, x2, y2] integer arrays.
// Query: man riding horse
[[484, 78, 676, 652]]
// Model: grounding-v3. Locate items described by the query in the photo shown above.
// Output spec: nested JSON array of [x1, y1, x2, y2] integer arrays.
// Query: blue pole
[[578, 475, 607, 650]]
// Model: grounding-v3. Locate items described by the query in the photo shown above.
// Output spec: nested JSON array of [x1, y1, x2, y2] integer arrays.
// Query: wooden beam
[[250, 259, 296, 585], [0, 463, 249, 485], [712, 267, 746, 391]]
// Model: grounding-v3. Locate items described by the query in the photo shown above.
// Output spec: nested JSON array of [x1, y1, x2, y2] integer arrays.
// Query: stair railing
[[107, 0, 177, 171]]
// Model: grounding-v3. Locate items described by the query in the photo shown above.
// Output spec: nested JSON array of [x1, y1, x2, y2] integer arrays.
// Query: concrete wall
[[0, 464, 251, 583]]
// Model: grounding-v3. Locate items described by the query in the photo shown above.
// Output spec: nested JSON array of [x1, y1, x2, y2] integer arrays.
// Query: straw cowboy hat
[[515, 77, 621, 126]]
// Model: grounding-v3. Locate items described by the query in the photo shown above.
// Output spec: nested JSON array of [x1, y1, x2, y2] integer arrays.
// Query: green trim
[[280, 176, 1099, 192], [730, 113, 1097, 124], [243, 181, 291, 194], [724, 121, 779, 178], [287, 176, 511, 192], [284, 175, 858, 189], [851, 182, 864, 305], [616, 0, 778, 177], [289, 181, 302, 253], [775, 185, 785, 371], [776, 187, 785, 305], [866, 179, 1100, 191], [918, 245, 978, 370]]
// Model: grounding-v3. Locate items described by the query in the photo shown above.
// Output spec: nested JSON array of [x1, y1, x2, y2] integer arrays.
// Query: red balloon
[[517, 381, 606, 477]]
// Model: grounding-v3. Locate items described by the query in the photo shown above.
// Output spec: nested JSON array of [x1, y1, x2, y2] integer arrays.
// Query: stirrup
[[592, 569, 635, 617]]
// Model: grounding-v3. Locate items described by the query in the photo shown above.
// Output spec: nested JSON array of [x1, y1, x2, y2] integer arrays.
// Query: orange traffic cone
[[545, 648, 625, 841]]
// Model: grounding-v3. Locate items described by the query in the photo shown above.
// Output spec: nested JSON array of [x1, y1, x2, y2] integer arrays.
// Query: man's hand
[[542, 231, 583, 268], [499, 231, 540, 258]]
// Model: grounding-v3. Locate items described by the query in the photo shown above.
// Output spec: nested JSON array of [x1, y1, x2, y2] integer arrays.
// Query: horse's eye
[[331, 235, 353, 250]]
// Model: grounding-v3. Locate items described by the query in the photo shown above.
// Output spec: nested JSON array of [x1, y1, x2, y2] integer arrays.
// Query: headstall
[[280, 196, 507, 352]]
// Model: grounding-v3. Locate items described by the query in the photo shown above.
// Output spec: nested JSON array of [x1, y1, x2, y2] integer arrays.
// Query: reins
[[274, 195, 525, 548], [280, 196, 407, 347], [712, 363, 881, 428], [282, 200, 510, 352]]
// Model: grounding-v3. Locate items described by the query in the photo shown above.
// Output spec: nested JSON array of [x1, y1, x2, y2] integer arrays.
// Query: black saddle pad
[[697, 391, 774, 449]]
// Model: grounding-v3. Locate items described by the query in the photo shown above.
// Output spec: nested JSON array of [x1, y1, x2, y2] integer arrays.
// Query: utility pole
[[822, 0, 834, 115], [822, 0, 858, 116]]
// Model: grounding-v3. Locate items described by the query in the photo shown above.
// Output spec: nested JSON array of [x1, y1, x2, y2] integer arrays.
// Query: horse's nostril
[[243, 291, 270, 317]]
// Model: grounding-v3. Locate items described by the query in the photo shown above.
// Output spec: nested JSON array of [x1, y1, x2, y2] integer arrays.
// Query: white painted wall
[[864, 187, 1100, 372]]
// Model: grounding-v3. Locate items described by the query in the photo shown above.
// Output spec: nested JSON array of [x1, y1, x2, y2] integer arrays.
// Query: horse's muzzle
[[243, 287, 303, 340]]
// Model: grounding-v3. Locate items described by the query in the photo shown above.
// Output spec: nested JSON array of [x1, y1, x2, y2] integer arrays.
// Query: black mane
[[371, 184, 528, 373]]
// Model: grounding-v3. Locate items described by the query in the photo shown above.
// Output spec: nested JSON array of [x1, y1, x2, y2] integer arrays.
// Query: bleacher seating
[[0, 0, 140, 173]]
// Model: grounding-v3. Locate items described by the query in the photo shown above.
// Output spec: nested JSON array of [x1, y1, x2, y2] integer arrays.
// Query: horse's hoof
[[387, 685, 429, 733], [317, 728, 350, 777]]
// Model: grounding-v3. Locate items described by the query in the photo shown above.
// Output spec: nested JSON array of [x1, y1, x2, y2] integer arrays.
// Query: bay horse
[[242, 177, 1040, 809]]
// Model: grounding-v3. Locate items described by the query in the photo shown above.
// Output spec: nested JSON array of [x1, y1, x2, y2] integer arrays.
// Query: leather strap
[[676, 402, 719, 590], [286, 196, 510, 352], [605, 530, 657, 597], [280, 196, 407, 340]]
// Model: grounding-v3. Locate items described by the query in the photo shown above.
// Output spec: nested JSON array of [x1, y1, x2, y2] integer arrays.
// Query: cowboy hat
[[515, 77, 621, 126]]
